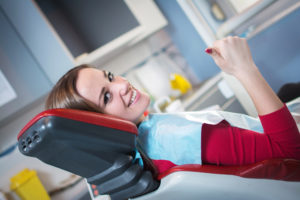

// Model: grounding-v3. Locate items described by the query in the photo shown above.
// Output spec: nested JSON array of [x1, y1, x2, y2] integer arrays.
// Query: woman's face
[[76, 68, 150, 123]]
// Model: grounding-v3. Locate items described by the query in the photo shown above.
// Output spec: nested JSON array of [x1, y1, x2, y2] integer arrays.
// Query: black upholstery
[[18, 110, 159, 200]]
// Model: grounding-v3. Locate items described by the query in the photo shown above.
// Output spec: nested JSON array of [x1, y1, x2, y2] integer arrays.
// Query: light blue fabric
[[287, 98, 300, 113], [138, 113, 203, 165], [217, 111, 264, 133], [133, 148, 144, 168]]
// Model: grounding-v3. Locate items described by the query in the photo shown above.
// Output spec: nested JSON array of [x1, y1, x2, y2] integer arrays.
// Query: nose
[[113, 76, 130, 96]]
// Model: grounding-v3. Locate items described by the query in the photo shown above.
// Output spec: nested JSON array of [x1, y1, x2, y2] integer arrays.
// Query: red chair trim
[[18, 109, 138, 140], [157, 159, 300, 181]]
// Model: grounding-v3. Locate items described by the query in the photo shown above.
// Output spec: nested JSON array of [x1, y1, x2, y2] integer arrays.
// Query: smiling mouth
[[129, 90, 137, 107]]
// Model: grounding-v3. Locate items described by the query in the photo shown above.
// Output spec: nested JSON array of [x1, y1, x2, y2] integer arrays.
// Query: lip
[[129, 89, 140, 107]]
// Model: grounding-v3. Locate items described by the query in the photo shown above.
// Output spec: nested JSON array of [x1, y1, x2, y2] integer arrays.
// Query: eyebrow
[[98, 70, 107, 107], [103, 70, 107, 78]]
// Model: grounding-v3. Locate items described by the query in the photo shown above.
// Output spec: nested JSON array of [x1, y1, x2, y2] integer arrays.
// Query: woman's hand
[[206, 36, 257, 77], [206, 36, 283, 115]]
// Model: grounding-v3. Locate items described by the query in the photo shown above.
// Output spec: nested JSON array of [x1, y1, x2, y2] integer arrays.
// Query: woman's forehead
[[76, 68, 105, 99], [79, 68, 104, 80]]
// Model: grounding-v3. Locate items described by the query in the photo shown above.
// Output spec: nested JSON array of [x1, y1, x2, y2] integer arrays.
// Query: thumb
[[205, 47, 219, 56], [205, 47, 223, 62]]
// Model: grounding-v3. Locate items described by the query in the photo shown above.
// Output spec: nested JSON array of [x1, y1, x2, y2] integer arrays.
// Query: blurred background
[[0, 0, 300, 199]]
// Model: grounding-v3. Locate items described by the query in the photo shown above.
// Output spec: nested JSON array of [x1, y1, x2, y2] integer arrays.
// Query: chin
[[133, 99, 150, 124], [142, 91, 150, 104]]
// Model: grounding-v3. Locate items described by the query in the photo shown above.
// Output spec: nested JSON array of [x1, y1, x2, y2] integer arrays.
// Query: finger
[[205, 47, 221, 58], [205, 48, 213, 54], [205, 47, 224, 67]]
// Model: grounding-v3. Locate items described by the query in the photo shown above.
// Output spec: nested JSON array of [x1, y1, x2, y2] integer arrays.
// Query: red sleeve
[[202, 105, 300, 165]]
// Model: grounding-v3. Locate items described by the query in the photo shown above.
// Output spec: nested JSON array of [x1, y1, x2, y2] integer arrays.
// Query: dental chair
[[18, 109, 300, 200]]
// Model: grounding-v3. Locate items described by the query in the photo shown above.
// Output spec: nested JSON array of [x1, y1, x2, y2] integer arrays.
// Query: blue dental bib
[[138, 113, 203, 165]]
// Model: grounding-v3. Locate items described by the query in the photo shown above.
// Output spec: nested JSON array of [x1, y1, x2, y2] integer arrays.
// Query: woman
[[46, 37, 300, 176]]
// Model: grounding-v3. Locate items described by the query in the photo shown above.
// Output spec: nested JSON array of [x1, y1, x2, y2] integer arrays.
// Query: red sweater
[[153, 105, 300, 174]]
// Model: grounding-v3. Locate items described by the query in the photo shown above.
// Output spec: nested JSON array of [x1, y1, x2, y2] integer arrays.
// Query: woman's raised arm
[[206, 36, 283, 115]]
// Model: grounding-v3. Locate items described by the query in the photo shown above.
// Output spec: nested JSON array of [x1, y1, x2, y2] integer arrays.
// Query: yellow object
[[169, 73, 192, 95], [10, 168, 50, 200], [211, 3, 226, 21]]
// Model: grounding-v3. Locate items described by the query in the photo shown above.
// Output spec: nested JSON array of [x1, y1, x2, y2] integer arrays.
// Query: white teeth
[[129, 90, 136, 106]]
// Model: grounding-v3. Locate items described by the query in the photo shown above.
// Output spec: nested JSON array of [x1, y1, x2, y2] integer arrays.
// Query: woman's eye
[[104, 91, 111, 105], [108, 72, 114, 82]]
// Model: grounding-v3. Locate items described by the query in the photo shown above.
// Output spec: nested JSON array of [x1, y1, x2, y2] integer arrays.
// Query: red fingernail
[[205, 48, 212, 54]]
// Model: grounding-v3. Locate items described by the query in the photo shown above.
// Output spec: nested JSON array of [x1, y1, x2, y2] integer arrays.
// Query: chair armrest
[[157, 158, 300, 181]]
